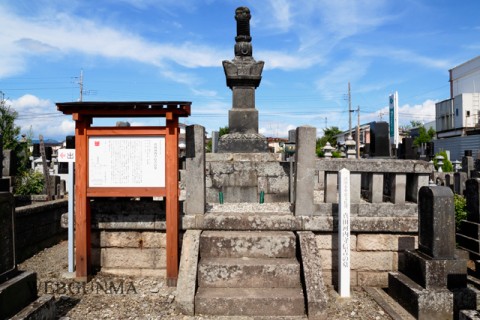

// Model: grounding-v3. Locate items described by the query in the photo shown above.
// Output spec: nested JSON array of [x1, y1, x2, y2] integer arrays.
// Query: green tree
[[316, 126, 342, 157], [219, 126, 229, 137], [413, 126, 435, 147], [0, 94, 32, 177], [0, 97, 21, 151]]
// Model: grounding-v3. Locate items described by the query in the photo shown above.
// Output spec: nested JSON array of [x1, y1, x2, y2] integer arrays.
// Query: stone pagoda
[[218, 7, 268, 153]]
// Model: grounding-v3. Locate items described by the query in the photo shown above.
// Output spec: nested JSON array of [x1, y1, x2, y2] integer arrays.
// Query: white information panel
[[88, 136, 165, 187]]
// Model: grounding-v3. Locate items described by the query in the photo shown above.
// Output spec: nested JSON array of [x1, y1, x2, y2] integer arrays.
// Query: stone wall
[[206, 153, 289, 203], [90, 198, 172, 276], [15, 199, 68, 262], [315, 233, 417, 287]]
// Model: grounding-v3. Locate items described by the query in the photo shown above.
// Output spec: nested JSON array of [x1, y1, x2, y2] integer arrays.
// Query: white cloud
[[362, 99, 437, 126], [7, 94, 74, 140], [0, 4, 227, 84]]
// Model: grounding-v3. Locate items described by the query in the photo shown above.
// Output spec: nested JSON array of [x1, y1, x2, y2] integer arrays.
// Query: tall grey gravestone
[[217, 7, 268, 153], [388, 186, 472, 319], [0, 192, 16, 282]]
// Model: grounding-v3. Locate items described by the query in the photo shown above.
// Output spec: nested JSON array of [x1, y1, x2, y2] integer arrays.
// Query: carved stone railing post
[[368, 173, 384, 203], [294, 126, 316, 215], [391, 173, 406, 204], [185, 125, 206, 215]]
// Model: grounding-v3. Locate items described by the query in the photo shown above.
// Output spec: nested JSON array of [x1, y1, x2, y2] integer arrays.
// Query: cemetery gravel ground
[[19, 241, 392, 320]]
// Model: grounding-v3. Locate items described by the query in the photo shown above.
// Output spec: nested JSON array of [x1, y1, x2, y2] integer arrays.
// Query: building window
[[456, 108, 458, 116], [467, 111, 471, 116]]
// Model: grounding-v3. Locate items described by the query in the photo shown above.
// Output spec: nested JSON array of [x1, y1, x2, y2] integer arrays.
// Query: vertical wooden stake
[[75, 116, 91, 280], [165, 117, 179, 286]]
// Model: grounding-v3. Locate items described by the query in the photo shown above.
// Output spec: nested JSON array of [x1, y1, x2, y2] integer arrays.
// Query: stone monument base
[[0, 271, 56, 319], [217, 133, 268, 153]]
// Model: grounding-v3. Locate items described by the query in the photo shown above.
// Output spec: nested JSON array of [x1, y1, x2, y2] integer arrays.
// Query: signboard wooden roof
[[57, 101, 191, 118]]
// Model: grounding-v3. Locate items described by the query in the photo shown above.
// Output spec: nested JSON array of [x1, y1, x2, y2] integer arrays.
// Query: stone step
[[198, 257, 301, 288], [195, 287, 305, 317], [200, 231, 296, 258], [203, 212, 300, 230]]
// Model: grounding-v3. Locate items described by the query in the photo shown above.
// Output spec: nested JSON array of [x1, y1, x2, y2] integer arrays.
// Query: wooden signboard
[[56, 101, 191, 286]]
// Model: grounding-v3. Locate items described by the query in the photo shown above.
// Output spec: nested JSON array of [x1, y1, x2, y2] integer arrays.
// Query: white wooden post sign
[[338, 168, 351, 297]]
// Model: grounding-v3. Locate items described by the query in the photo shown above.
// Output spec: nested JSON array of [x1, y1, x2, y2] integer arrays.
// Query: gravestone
[[0, 193, 16, 282], [0, 134, 2, 176], [369, 121, 390, 157], [0, 191, 53, 319], [465, 179, 480, 223], [463, 151, 474, 179], [388, 186, 471, 319], [217, 7, 268, 153], [457, 179, 480, 264]]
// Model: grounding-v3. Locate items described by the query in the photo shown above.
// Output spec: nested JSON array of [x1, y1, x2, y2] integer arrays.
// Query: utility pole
[[356, 106, 360, 158], [78, 70, 84, 102], [348, 82, 352, 138]]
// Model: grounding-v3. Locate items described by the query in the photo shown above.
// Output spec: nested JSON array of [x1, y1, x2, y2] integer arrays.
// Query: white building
[[435, 56, 480, 160]]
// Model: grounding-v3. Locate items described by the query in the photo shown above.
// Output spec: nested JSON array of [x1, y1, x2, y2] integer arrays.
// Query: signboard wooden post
[[57, 101, 191, 285]]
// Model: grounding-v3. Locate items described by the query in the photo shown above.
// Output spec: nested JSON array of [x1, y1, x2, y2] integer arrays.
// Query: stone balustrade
[[317, 159, 433, 205]]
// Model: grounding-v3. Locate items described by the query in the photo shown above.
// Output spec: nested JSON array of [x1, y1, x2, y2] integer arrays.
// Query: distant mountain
[[31, 139, 61, 145]]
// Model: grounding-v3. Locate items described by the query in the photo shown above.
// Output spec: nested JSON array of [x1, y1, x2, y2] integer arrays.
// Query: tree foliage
[[454, 194, 468, 230], [316, 126, 342, 157], [219, 126, 229, 137], [433, 150, 453, 172], [0, 99, 21, 151], [0, 95, 31, 177], [413, 126, 435, 147]]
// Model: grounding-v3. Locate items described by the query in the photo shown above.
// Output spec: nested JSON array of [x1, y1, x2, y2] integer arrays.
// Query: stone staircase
[[194, 230, 306, 317]]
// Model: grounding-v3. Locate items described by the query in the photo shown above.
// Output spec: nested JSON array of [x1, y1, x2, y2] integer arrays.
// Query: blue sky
[[1, 0, 479, 140]]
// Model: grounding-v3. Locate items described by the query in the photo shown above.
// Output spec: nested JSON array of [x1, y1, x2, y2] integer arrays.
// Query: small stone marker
[[338, 168, 350, 297]]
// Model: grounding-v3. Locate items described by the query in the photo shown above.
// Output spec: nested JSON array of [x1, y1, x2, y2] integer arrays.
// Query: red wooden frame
[[57, 102, 190, 286]]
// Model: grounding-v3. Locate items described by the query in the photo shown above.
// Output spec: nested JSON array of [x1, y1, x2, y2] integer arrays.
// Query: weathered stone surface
[[418, 186, 456, 259], [203, 213, 301, 230], [218, 133, 268, 153], [176, 230, 201, 316], [92, 231, 166, 248], [195, 287, 305, 316], [388, 272, 453, 320], [368, 173, 384, 203], [297, 231, 328, 320], [301, 216, 418, 232], [10, 294, 56, 320], [356, 234, 417, 251], [352, 251, 394, 271], [0, 192, 15, 281], [185, 125, 206, 215], [0, 271, 37, 320], [295, 126, 316, 216], [321, 270, 358, 287], [357, 203, 417, 217], [198, 257, 300, 288], [92, 248, 166, 269], [267, 176, 289, 194], [401, 250, 467, 290], [256, 161, 288, 177], [316, 158, 434, 173], [315, 234, 357, 250], [200, 231, 296, 258], [357, 271, 388, 287]]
